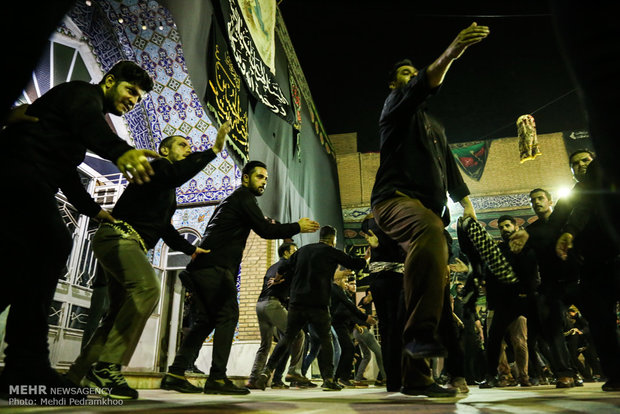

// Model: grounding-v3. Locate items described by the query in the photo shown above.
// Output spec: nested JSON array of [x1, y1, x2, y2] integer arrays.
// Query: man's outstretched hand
[[446, 22, 490, 61], [117, 149, 160, 184], [298, 218, 320, 233]]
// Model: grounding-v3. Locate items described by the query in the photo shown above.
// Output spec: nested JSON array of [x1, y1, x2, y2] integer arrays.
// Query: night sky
[[279, 1, 589, 153]]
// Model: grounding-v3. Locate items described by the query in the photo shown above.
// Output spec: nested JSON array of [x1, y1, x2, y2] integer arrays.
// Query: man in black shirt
[[0, 60, 159, 395], [331, 271, 376, 387], [370, 23, 487, 396], [361, 215, 406, 392], [480, 215, 539, 389], [246, 242, 312, 389], [256, 226, 367, 391], [66, 121, 231, 399], [555, 156, 620, 392], [518, 187, 580, 388], [166, 160, 319, 395]]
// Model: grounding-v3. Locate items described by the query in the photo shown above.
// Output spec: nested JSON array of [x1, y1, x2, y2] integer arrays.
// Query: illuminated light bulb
[[118, 17, 124, 23], [85, 0, 92, 6]]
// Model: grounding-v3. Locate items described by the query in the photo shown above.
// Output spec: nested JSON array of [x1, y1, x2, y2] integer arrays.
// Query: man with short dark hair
[[479, 215, 539, 388], [0, 60, 159, 395], [370, 23, 488, 397], [256, 226, 368, 391], [164, 160, 320, 395], [65, 122, 231, 399], [331, 269, 376, 388], [555, 156, 620, 391], [246, 241, 312, 390]]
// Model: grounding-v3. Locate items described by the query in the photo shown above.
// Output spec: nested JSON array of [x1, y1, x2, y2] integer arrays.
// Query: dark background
[[279, 1, 588, 153]]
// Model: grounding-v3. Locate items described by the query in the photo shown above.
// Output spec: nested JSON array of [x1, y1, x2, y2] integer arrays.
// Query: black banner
[[218, 0, 294, 125], [206, 19, 250, 166]]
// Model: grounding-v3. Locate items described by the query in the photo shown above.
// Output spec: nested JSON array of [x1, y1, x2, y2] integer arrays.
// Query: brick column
[[237, 232, 276, 341]]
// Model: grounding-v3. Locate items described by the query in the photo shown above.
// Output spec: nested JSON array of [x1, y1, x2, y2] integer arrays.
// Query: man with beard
[[370, 23, 487, 397], [255, 226, 368, 391], [67, 122, 231, 399], [479, 215, 540, 388], [556, 155, 620, 391], [163, 160, 320, 395], [510, 151, 597, 387], [0, 60, 158, 396]]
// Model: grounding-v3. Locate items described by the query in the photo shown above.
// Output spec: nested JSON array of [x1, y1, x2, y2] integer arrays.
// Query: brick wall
[[336, 131, 575, 207], [237, 232, 276, 342], [463, 132, 574, 196], [330, 132, 358, 156]]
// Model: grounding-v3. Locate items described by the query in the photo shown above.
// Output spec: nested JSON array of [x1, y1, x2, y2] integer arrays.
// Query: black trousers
[[266, 304, 335, 380], [485, 296, 526, 378], [169, 266, 238, 379], [333, 323, 355, 381], [1, 157, 73, 377], [537, 284, 576, 378], [438, 285, 465, 379], [370, 271, 405, 391], [577, 259, 620, 382]]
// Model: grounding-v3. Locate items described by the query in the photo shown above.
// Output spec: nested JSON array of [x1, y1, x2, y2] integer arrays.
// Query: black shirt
[[112, 150, 217, 252], [525, 197, 580, 285], [1, 81, 134, 217], [187, 186, 301, 274], [258, 257, 290, 304], [331, 284, 367, 327], [279, 242, 367, 308], [361, 216, 405, 264], [371, 68, 470, 215]]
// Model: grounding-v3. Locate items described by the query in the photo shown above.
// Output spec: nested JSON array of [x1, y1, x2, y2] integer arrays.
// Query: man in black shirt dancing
[[0, 60, 158, 396], [370, 23, 488, 397], [165, 160, 320, 395], [66, 121, 232, 399], [255, 225, 368, 391]]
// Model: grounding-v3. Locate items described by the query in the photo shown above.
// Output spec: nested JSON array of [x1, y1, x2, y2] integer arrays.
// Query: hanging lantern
[[517, 114, 541, 163]]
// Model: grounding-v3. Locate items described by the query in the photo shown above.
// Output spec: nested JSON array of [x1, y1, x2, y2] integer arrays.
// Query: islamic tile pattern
[[69, 0, 240, 208]]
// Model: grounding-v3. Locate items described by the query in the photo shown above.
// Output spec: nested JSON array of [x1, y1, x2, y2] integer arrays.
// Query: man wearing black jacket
[[555, 157, 620, 391], [256, 225, 367, 391], [65, 121, 232, 399], [480, 215, 540, 389], [246, 241, 311, 389], [331, 271, 376, 387], [0, 60, 159, 395], [166, 160, 319, 395]]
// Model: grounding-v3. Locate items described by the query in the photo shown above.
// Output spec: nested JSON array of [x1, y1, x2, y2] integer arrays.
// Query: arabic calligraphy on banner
[[206, 20, 250, 165], [221, 0, 293, 124], [237, 0, 277, 74]]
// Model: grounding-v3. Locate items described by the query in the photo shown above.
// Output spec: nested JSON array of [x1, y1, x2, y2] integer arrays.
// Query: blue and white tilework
[[68, 0, 241, 205]]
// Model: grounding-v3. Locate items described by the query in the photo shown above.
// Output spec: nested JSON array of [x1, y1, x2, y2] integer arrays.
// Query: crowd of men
[[0, 15, 618, 405]]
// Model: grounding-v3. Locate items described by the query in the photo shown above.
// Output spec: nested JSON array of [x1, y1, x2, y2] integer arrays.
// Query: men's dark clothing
[[362, 216, 407, 391], [248, 258, 304, 382], [372, 197, 450, 344], [67, 149, 218, 383], [525, 198, 582, 380], [484, 242, 542, 380], [371, 68, 469, 216], [258, 257, 290, 304], [188, 186, 300, 274], [172, 186, 301, 380], [280, 243, 366, 308], [560, 160, 620, 384], [263, 242, 366, 380], [331, 284, 368, 381], [112, 150, 216, 250], [0, 80, 136, 386], [370, 68, 470, 375]]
